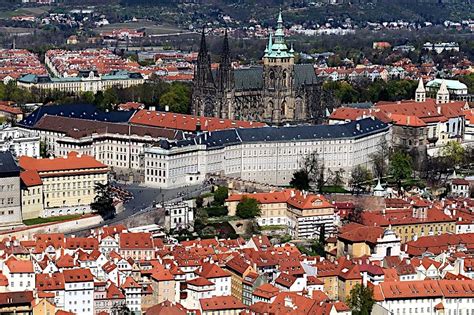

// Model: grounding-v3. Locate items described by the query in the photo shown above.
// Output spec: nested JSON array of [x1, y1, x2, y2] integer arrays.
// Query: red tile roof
[[63, 269, 93, 283], [4, 256, 33, 273], [19, 152, 107, 173], [121, 276, 141, 289], [20, 170, 42, 187], [199, 295, 246, 311], [119, 232, 153, 249], [129, 109, 265, 132], [187, 276, 214, 287]]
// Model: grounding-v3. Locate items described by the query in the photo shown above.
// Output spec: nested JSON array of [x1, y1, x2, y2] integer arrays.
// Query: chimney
[[165, 105, 170, 112], [437, 106, 441, 115]]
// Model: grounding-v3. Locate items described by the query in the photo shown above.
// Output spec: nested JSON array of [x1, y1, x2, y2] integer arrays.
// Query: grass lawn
[[260, 225, 287, 231], [23, 214, 82, 226]]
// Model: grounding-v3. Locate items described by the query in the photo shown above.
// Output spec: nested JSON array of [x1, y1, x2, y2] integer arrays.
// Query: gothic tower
[[192, 29, 217, 117], [415, 78, 426, 103], [262, 11, 295, 123], [216, 30, 235, 119]]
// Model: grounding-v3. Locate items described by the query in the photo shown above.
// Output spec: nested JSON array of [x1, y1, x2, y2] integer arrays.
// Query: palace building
[[192, 12, 335, 124]]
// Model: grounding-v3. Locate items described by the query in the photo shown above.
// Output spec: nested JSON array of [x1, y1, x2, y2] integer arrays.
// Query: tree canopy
[[236, 196, 261, 219], [440, 141, 465, 169], [349, 165, 373, 194], [289, 170, 311, 191], [389, 150, 413, 188], [91, 183, 116, 220], [213, 186, 229, 206], [347, 283, 375, 315]]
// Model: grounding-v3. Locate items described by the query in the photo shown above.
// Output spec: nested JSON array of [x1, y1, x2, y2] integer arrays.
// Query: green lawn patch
[[321, 185, 349, 193], [23, 214, 82, 226]]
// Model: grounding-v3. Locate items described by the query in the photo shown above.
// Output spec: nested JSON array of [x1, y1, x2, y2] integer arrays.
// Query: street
[[66, 182, 210, 235]]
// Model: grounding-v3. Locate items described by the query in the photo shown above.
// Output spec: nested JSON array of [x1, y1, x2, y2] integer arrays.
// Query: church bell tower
[[262, 11, 295, 123]]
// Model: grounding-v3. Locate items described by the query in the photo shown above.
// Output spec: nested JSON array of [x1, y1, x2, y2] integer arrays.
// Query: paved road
[[66, 183, 210, 235]]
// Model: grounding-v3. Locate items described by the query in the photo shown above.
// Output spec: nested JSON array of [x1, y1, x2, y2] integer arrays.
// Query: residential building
[[373, 280, 474, 315], [226, 190, 337, 238], [63, 269, 94, 315], [118, 232, 154, 260], [336, 223, 401, 260], [18, 152, 108, 217], [224, 255, 255, 301], [0, 291, 34, 314], [2, 256, 35, 291], [121, 276, 142, 314], [361, 199, 457, 243], [199, 296, 247, 315], [0, 151, 22, 227]]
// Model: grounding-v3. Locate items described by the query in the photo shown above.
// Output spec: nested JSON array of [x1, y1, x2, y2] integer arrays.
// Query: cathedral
[[192, 12, 334, 124]]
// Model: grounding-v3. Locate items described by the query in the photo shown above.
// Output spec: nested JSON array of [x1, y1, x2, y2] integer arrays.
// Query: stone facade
[[192, 13, 335, 124], [0, 152, 22, 227]]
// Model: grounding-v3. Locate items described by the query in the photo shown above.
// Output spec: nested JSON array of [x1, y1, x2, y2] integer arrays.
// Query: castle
[[192, 12, 334, 124]]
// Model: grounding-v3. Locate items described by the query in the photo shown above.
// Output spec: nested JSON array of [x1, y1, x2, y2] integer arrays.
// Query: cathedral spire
[[195, 27, 214, 86], [199, 27, 208, 55], [217, 29, 234, 91]]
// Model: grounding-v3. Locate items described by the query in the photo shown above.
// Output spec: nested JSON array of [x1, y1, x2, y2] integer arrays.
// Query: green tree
[[290, 170, 310, 191], [440, 141, 465, 168], [236, 196, 261, 219], [370, 138, 389, 179], [159, 82, 191, 113], [39, 141, 50, 158], [91, 183, 116, 220], [194, 208, 208, 232], [195, 195, 204, 208], [349, 165, 373, 194], [389, 150, 413, 189], [347, 283, 375, 315], [81, 91, 95, 104], [213, 186, 229, 206]]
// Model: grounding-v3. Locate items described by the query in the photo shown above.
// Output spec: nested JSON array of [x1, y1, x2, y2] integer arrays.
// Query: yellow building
[[225, 190, 290, 227], [362, 201, 457, 243], [33, 298, 56, 315], [20, 170, 44, 220], [337, 265, 362, 302], [224, 255, 255, 301], [226, 189, 337, 239], [19, 152, 108, 218]]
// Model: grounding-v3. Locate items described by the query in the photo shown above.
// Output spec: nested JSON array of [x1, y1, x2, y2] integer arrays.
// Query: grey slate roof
[[294, 64, 318, 86], [232, 64, 317, 92], [158, 118, 388, 151], [19, 104, 135, 128], [234, 67, 263, 91], [0, 151, 20, 178]]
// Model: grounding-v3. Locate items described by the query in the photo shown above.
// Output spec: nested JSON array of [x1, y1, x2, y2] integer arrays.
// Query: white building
[[17, 71, 144, 94], [423, 42, 460, 54], [144, 118, 390, 189], [372, 279, 474, 315], [0, 126, 40, 157], [63, 269, 94, 315], [164, 200, 194, 231], [121, 276, 142, 314], [2, 256, 35, 291]]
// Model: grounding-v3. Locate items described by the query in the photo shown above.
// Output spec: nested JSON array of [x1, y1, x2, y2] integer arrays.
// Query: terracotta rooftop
[[19, 152, 107, 173], [130, 109, 265, 132]]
